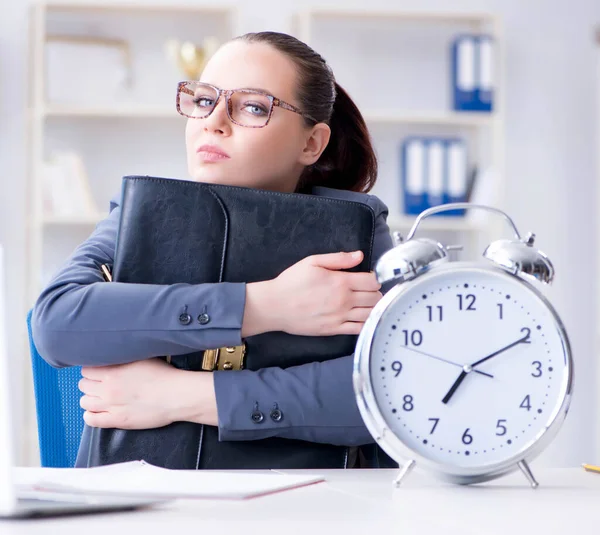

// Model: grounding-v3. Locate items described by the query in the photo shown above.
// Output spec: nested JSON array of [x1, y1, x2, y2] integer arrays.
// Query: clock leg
[[518, 460, 539, 489], [393, 459, 416, 487]]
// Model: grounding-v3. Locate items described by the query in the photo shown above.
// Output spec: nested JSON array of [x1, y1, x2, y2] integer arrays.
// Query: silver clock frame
[[353, 260, 574, 489]]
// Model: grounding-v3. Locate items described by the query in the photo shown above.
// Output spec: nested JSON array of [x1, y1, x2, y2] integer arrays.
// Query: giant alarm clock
[[353, 204, 573, 487]]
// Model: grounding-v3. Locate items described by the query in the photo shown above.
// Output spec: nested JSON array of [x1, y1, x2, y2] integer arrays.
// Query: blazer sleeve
[[31, 195, 247, 368], [214, 194, 394, 446]]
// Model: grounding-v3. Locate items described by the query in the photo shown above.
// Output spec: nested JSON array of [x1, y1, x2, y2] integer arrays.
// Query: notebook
[[14, 461, 325, 500]]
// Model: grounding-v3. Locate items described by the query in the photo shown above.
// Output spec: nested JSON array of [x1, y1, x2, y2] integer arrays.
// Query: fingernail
[[351, 251, 361, 259]]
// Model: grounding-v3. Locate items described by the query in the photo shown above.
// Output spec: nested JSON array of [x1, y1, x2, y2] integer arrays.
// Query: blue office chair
[[26, 310, 84, 468]]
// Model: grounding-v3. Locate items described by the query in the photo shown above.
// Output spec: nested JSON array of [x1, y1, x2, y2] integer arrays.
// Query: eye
[[242, 102, 268, 116], [193, 96, 215, 108]]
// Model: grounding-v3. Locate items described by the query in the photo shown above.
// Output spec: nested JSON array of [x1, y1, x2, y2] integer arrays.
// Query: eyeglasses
[[176, 81, 318, 128]]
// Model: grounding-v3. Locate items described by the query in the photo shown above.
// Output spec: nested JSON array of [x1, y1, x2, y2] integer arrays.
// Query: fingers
[[81, 366, 113, 380], [78, 377, 101, 396], [352, 291, 383, 308], [344, 272, 381, 292], [308, 251, 363, 270], [345, 307, 374, 323], [336, 322, 366, 336], [83, 410, 113, 428], [80, 394, 105, 412]]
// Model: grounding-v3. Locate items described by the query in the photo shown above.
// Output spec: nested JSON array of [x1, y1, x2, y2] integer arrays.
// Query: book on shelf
[[451, 34, 494, 113], [41, 151, 98, 218], [401, 136, 470, 217]]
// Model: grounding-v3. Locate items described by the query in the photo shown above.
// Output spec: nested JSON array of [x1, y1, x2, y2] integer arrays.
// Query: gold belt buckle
[[165, 344, 245, 369], [202, 344, 246, 371]]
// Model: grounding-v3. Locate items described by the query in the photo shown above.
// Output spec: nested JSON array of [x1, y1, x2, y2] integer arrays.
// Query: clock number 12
[[457, 294, 476, 311]]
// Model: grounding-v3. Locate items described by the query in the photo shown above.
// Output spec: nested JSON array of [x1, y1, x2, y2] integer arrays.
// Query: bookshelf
[[24, 1, 236, 465], [27, 2, 235, 304], [24, 3, 506, 465], [293, 8, 506, 245]]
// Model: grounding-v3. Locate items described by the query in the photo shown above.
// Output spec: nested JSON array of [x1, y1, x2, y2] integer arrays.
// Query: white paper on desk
[[14, 461, 325, 500]]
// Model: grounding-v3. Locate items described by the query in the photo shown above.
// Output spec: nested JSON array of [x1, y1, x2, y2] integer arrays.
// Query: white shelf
[[298, 8, 497, 24], [44, 2, 233, 15], [38, 105, 179, 119], [388, 215, 482, 233], [38, 213, 109, 226], [364, 111, 495, 127], [38, 107, 495, 126]]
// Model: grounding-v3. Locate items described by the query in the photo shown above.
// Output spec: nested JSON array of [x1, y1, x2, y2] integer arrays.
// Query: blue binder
[[443, 138, 468, 216], [401, 137, 428, 216], [401, 137, 468, 217], [451, 34, 494, 112]]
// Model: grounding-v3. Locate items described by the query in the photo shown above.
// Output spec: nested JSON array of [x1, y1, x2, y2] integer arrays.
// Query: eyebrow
[[237, 86, 273, 95]]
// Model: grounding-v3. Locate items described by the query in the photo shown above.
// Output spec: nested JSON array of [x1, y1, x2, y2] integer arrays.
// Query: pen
[[582, 464, 600, 473]]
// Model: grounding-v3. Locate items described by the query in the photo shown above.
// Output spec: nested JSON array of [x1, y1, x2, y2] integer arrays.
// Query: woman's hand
[[79, 359, 218, 429], [242, 250, 382, 337]]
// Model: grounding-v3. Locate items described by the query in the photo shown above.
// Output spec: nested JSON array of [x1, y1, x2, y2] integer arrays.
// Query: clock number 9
[[391, 361, 403, 377]]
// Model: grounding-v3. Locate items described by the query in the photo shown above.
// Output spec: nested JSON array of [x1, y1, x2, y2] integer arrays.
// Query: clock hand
[[400, 346, 493, 378], [442, 331, 531, 404], [442, 370, 468, 405], [470, 332, 531, 368]]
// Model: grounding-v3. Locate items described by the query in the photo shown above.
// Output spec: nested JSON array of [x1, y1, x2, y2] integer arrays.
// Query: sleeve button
[[270, 409, 283, 422], [197, 313, 211, 325], [251, 410, 264, 424], [178, 313, 192, 325]]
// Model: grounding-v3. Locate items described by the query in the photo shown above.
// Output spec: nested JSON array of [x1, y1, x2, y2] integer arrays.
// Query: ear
[[298, 123, 331, 166]]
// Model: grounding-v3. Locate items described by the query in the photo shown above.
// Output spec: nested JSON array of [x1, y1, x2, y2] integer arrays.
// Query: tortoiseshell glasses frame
[[176, 81, 318, 128]]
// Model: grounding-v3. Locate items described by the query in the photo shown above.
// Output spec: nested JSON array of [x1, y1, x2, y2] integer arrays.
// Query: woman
[[32, 32, 396, 469]]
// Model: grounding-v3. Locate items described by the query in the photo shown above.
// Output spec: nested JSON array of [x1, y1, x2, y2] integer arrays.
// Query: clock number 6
[[462, 428, 473, 445]]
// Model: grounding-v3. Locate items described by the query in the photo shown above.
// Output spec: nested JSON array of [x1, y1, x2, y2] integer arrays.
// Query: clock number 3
[[531, 361, 543, 378]]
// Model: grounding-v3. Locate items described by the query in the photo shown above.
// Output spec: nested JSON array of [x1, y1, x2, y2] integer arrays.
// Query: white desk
[[3, 468, 599, 534]]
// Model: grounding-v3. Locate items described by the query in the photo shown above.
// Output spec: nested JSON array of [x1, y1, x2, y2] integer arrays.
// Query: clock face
[[364, 265, 571, 471]]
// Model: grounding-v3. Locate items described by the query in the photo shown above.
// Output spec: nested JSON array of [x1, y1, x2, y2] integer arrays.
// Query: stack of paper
[[14, 461, 325, 500]]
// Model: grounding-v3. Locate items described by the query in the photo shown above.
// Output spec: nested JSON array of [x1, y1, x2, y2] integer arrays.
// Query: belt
[[165, 343, 246, 371]]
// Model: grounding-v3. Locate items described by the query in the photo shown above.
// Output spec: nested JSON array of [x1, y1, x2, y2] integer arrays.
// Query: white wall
[[1, 0, 598, 468]]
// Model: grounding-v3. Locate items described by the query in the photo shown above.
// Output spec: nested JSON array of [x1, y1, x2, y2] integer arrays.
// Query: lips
[[196, 144, 230, 161]]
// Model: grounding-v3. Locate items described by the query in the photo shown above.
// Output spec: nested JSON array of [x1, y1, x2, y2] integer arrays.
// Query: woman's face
[[185, 40, 330, 192]]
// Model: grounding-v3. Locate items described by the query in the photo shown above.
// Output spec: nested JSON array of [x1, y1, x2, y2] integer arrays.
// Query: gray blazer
[[32, 185, 393, 447]]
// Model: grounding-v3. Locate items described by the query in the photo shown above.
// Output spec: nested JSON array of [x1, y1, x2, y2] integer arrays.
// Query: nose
[[203, 95, 232, 135]]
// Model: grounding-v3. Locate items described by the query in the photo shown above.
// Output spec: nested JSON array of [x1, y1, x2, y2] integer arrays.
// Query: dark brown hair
[[234, 31, 378, 194]]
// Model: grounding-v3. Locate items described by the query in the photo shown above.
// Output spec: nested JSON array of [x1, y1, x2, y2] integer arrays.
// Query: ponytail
[[298, 83, 377, 193]]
